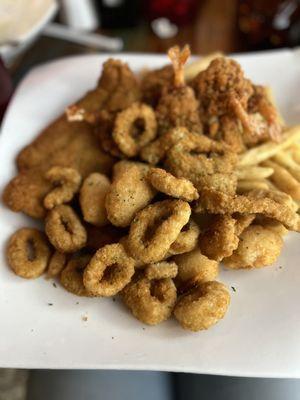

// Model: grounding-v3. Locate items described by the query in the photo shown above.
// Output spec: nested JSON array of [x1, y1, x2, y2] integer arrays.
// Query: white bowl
[[0, 0, 58, 65]]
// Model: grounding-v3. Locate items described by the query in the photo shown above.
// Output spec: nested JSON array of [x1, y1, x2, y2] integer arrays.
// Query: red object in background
[[238, 0, 300, 49], [0, 58, 13, 123], [145, 0, 199, 25]]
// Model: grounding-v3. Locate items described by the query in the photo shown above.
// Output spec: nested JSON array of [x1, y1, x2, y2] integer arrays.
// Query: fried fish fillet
[[3, 90, 114, 219]]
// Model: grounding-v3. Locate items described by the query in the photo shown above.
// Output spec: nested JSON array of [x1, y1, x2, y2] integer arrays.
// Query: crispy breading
[[195, 188, 300, 232], [141, 65, 174, 107], [224, 225, 283, 269]]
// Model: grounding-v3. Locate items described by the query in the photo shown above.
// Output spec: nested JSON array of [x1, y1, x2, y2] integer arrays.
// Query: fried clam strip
[[60, 255, 92, 297], [44, 166, 82, 210], [47, 251, 68, 278], [223, 225, 283, 269], [165, 134, 238, 194], [167, 218, 200, 256], [140, 126, 198, 165], [148, 167, 199, 202], [105, 161, 157, 227], [195, 188, 300, 232], [128, 200, 191, 263], [79, 173, 110, 227], [199, 215, 238, 262], [121, 272, 177, 325], [198, 214, 254, 262], [174, 248, 219, 293], [145, 261, 178, 280]]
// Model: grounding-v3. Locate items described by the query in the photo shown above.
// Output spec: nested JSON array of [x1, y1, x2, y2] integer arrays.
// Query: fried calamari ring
[[45, 205, 87, 253], [148, 168, 199, 202], [223, 225, 283, 269], [44, 166, 81, 210], [105, 161, 156, 227], [113, 103, 157, 157], [128, 200, 191, 263], [121, 274, 177, 325], [60, 255, 92, 297], [167, 219, 200, 256], [174, 281, 230, 331], [174, 249, 219, 292], [79, 173, 110, 227], [7, 228, 51, 279], [145, 261, 178, 280], [83, 243, 135, 297], [47, 251, 68, 278]]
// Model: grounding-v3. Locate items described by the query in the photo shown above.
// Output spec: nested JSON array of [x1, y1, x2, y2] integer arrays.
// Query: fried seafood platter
[[1, 48, 300, 373]]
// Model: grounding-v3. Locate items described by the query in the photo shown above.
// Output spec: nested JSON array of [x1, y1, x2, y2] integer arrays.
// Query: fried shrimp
[[43, 166, 82, 210], [60, 255, 92, 296], [156, 46, 202, 134], [105, 161, 156, 227], [79, 173, 110, 227], [145, 261, 178, 280], [6, 228, 51, 279], [174, 249, 219, 292], [45, 205, 87, 252], [113, 103, 157, 157], [224, 225, 283, 269], [121, 273, 177, 325], [127, 200, 191, 263], [47, 251, 68, 278], [83, 243, 135, 297], [174, 281, 230, 331], [148, 168, 199, 201]]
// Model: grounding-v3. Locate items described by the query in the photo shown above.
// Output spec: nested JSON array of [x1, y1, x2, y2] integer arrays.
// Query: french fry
[[238, 125, 300, 167], [289, 144, 300, 165], [237, 166, 274, 180], [272, 151, 300, 182], [265, 86, 285, 126], [262, 160, 300, 200], [237, 179, 270, 193], [184, 52, 223, 81]]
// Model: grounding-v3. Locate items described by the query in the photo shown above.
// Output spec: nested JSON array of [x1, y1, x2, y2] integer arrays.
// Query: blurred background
[[2, 0, 300, 120], [2, 0, 300, 121]]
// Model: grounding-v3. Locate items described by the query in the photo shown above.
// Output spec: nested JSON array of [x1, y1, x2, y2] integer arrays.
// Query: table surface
[[10, 0, 240, 84]]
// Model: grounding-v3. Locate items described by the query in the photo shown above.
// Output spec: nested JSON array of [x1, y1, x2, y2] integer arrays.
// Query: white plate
[[1, 51, 300, 376]]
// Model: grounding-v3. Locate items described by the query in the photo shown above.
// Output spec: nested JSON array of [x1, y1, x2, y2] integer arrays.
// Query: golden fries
[[237, 179, 270, 193], [237, 166, 274, 180], [289, 143, 300, 164], [262, 160, 300, 200], [184, 52, 223, 81], [238, 125, 300, 167], [272, 151, 300, 182]]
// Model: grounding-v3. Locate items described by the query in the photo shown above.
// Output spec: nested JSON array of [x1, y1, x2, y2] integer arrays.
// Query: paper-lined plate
[[1, 50, 300, 376]]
